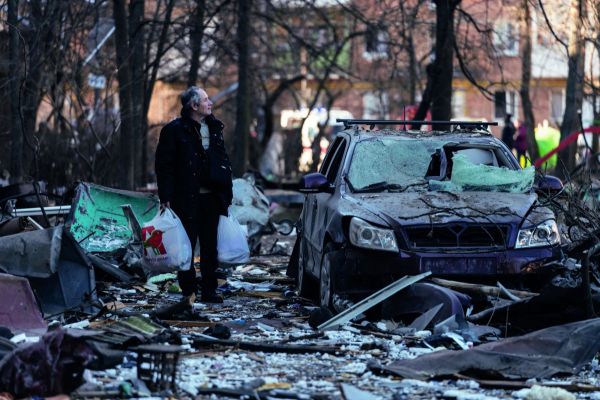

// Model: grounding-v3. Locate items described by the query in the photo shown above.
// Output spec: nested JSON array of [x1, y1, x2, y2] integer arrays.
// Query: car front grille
[[404, 224, 510, 249]]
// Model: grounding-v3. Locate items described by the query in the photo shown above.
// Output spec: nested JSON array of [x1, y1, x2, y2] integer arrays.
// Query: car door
[[302, 136, 341, 246], [306, 137, 347, 276]]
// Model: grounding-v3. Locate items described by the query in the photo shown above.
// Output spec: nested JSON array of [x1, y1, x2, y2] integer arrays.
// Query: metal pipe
[[12, 205, 71, 217]]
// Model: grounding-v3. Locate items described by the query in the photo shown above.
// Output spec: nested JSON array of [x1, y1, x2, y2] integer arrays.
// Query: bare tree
[[558, 0, 587, 177], [113, 0, 135, 189], [187, 0, 206, 87], [8, 0, 22, 183], [413, 0, 461, 128], [232, 0, 252, 177], [519, 0, 540, 161]]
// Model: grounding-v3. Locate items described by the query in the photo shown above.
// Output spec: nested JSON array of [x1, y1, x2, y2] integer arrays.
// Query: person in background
[[515, 121, 528, 166], [155, 86, 233, 303], [502, 113, 516, 151]]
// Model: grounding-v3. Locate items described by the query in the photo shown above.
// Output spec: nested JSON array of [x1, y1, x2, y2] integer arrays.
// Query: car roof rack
[[336, 119, 498, 131]]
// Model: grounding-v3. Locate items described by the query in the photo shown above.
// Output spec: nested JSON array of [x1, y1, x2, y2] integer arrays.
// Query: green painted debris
[[116, 316, 164, 337], [147, 273, 178, 284], [66, 183, 159, 253], [168, 283, 181, 293]]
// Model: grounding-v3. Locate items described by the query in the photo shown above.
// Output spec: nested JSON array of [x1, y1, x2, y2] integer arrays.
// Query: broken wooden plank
[[318, 272, 431, 331], [162, 320, 216, 328], [192, 338, 340, 354], [496, 281, 521, 302], [431, 277, 537, 299], [240, 291, 285, 299]]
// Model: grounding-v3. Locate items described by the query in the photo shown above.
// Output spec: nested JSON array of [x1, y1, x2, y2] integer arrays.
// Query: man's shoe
[[200, 293, 224, 304]]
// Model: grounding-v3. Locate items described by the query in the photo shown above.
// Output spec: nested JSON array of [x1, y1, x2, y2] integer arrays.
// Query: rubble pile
[[0, 181, 599, 399]]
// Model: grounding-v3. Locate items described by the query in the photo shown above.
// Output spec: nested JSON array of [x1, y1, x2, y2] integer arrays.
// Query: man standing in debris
[[155, 86, 233, 303]]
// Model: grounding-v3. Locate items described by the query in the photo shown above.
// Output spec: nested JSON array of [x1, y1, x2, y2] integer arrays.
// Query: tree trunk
[[593, 6, 600, 154], [518, 0, 539, 161], [113, 0, 135, 189], [8, 0, 23, 183], [188, 0, 206, 87], [558, 0, 586, 178], [407, 35, 417, 105], [593, 92, 600, 153], [429, 0, 456, 126], [129, 0, 145, 187], [413, 0, 460, 129], [21, 0, 52, 179], [232, 0, 252, 177]]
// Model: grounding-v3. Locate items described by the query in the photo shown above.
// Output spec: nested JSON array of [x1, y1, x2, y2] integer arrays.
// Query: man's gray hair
[[180, 86, 202, 110]]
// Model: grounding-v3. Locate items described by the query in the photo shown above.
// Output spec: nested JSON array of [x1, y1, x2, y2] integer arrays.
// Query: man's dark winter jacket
[[155, 114, 233, 219]]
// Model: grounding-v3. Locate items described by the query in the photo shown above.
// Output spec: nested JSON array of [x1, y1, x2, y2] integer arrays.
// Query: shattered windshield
[[431, 153, 535, 193], [347, 137, 447, 192], [347, 137, 534, 193]]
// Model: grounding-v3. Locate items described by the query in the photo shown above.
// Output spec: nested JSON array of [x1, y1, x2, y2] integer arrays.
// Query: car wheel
[[297, 237, 316, 298], [319, 243, 336, 310]]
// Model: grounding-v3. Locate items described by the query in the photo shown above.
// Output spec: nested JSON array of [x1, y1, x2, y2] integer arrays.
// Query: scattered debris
[[372, 318, 600, 380], [1, 180, 600, 400], [0, 329, 96, 398], [0, 226, 96, 315], [318, 272, 431, 331]]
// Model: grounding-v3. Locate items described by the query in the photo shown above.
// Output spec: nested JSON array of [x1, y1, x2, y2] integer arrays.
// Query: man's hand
[[160, 201, 171, 210]]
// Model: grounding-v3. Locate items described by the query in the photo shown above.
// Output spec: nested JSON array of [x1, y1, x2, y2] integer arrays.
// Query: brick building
[[247, 0, 596, 139]]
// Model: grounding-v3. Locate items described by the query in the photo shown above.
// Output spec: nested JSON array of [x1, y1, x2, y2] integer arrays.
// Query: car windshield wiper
[[353, 181, 404, 193]]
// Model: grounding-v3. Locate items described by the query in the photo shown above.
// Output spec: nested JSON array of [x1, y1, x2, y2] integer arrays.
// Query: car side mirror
[[535, 175, 563, 194], [299, 172, 334, 194]]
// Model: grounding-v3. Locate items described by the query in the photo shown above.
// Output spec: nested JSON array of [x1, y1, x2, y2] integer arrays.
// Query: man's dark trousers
[[177, 193, 221, 296]]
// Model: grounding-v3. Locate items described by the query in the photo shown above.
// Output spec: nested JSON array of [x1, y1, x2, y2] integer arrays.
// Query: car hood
[[347, 191, 538, 226]]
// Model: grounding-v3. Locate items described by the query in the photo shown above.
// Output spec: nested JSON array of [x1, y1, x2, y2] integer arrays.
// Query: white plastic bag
[[141, 208, 192, 273], [217, 212, 250, 264]]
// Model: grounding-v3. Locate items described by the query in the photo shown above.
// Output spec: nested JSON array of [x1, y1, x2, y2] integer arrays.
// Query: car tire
[[319, 243, 336, 311], [297, 237, 317, 298]]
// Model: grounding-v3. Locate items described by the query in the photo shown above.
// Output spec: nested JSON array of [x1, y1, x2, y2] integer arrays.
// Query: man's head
[[505, 113, 513, 123], [181, 86, 212, 120]]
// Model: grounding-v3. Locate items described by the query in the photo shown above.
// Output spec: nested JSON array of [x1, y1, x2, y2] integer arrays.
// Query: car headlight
[[349, 217, 399, 252], [515, 220, 560, 248]]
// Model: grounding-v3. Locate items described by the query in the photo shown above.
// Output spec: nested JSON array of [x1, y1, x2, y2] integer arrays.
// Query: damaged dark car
[[288, 120, 564, 311]]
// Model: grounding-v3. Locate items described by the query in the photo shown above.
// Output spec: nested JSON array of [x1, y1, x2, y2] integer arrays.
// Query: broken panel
[[0, 226, 96, 315], [66, 183, 159, 253]]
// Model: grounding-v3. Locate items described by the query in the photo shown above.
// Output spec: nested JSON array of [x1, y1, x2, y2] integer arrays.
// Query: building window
[[452, 90, 466, 119], [551, 91, 564, 124], [494, 22, 519, 56], [362, 91, 389, 119], [494, 91, 506, 119], [363, 25, 389, 60], [494, 90, 518, 120]]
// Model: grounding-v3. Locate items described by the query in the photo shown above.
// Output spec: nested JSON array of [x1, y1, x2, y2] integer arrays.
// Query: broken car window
[[347, 138, 447, 191], [429, 153, 535, 193], [347, 137, 533, 193]]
